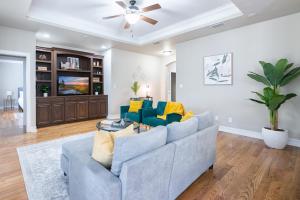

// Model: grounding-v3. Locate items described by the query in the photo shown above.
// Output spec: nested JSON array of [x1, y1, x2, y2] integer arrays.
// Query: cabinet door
[[99, 100, 108, 117], [77, 100, 89, 120], [65, 101, 77, 122], [52, 102, 65, 123], [89, 100, 100, 118], [37, 103, 52, 126]]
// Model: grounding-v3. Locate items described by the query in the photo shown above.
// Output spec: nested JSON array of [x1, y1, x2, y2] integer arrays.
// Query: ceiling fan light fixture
[[125, 10, 140, 24]]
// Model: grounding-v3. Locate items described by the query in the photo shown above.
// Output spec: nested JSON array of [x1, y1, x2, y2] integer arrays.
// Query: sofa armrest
[[142, 108, 157, 119], [166, 113, 182, 124], [69, 150, 122, 200], [120, 105, 130, 119], [119, 144, 175, 200]]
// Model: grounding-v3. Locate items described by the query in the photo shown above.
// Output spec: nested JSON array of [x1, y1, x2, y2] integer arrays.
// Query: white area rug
[[17, 132, 95, 200]]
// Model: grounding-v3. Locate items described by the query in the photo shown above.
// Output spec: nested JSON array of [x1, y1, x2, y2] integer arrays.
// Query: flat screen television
[[58, 76, 89, 95]]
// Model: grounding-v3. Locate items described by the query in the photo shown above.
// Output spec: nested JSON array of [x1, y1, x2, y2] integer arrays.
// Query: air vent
[[211, 23, 224, 29]]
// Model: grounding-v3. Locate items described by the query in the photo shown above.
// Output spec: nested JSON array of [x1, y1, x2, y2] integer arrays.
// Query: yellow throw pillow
[[92, 124, 136, 168], [128, 100, 143, 113], [111, 124, 136, 142], [181, 111, 194, 122], [91, 130, 114, 168]]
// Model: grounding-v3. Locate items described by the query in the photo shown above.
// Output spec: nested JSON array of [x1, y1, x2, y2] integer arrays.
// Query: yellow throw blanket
[[157, 102, 185, 120]]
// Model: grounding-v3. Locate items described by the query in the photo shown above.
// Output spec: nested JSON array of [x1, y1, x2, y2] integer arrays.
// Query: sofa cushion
[[92, 125, 135, 168], [62, 136, 94, 159], [143, 116, 166, 127], [156, 101, 167, 116], [166, 117, 198, 143], [194, 111, 214, 131], [111, 126, 168, 176], [126, 112, 140, 122], [142, 100, 153, 108]]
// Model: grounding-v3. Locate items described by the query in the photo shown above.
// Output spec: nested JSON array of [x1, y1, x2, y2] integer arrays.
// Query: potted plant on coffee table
[[248, 59, 300, 149]]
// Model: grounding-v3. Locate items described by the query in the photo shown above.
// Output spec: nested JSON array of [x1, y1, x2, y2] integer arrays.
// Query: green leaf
[[250, 98, 266, 105], [259, 61, 266, 67], [251, 91, 266, 102], [247, 72, 271, 86], [262, 63, 276, 86], [268, 94, 286, 110], [274, 59, 289, 83], [284, 63, 294, 72], [280, 67, 300, 86]]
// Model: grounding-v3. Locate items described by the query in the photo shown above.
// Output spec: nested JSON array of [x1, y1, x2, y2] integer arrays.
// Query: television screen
[[58, 76, 89, 95]]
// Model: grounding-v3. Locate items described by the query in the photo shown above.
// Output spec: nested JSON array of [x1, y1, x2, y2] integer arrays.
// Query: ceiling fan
[[103, 0, 161, 29]]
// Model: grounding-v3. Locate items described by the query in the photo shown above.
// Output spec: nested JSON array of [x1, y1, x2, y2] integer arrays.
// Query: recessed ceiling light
[[36, 32, 50, 39], [160, 50, 173, 56], [101, 45, 107, 50]]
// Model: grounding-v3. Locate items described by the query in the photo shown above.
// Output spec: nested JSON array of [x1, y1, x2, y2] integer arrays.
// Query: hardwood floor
[[0, 109, 24, 137], [0, 120, 299, 200]]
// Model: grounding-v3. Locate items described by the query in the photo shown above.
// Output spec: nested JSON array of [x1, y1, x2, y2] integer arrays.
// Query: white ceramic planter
[[43, 93, 48, 97], [95, 92, 99, 95], [262, 128, 288, 149]]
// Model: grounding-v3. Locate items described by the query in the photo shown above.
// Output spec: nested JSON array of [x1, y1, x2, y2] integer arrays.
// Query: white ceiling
[[28, 0, 242, 45], [0, 0, 300, 56]]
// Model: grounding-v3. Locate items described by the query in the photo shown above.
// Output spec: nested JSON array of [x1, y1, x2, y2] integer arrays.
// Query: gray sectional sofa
[[61, 112, 218, 200]]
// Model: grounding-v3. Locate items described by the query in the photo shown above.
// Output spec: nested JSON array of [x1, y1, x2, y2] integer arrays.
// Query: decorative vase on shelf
[[43, 93, 48, 97], [95, 92, 99, 96]]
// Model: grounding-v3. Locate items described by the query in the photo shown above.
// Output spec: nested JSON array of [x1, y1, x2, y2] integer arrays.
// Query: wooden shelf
[[93, 73, 103, 76], [93, 81, 103, 83], [57, 69, 91, 73], [36, 70, 52, 73], [93, 66, 103, 68], [36, 80, 52, 83], [36, 60, 52, 63]]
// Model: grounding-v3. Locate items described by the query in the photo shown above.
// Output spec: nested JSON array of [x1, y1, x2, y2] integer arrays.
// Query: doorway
[[171, 72, 176, 101], [166, 61, 176, 101], [0, 55, 25, 136]]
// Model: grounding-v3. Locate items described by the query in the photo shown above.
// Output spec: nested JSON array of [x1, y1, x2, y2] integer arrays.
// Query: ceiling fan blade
[[102, 14, 123, 20], [115, 1, 127, 9], [140, 15, 158, 25], [142, 4, 161, 12], [124, 22, 130, 29]]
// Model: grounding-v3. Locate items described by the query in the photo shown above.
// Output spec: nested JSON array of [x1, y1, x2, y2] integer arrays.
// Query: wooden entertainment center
[[36, 47, 108, 127]]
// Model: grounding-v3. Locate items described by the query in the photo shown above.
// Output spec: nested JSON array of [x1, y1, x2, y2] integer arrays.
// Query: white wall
[[108, 48, 162, 115], [177, 12, 300, 139], [0, 25, 36, 131], [0, 59, 23, 108]]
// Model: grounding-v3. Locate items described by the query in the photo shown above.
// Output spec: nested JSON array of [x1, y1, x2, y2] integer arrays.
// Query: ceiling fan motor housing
[[129, 0, 139, 10]]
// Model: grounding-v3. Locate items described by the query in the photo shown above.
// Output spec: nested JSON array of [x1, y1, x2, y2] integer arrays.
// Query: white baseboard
[[219, 125, 300, 148], [26, 126, 37, 133], [106, 114, 120, 120]]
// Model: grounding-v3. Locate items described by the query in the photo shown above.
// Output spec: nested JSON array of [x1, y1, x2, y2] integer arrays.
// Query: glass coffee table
[[96, 119, 141, 133]]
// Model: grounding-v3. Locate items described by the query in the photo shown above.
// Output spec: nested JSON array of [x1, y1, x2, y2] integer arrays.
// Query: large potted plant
[[248, 59, 300, 149]]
